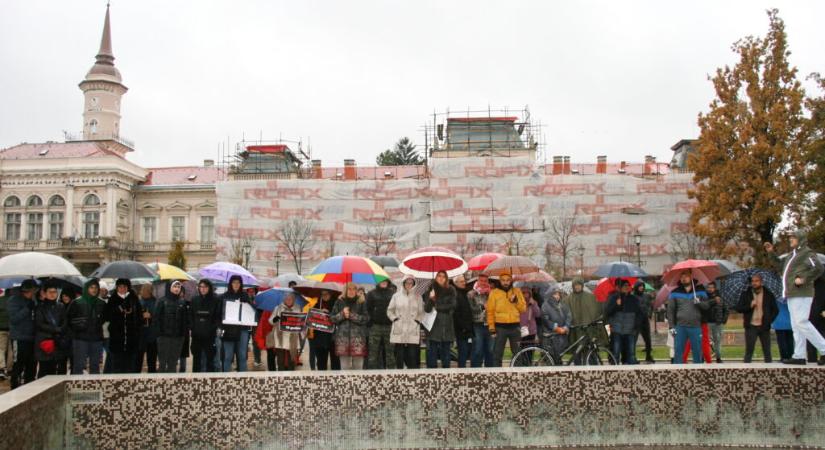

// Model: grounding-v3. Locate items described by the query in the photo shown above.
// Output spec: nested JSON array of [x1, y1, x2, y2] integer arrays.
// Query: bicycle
[[510, 320, 617, 367]]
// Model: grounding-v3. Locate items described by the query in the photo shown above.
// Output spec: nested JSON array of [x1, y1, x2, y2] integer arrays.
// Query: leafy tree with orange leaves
[[802, 75, 825, 252], [689, 9, 809, 266]]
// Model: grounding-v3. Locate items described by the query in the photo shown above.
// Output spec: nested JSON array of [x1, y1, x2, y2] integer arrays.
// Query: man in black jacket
[[736, 274, 778, 363], [706, 281, 728, 363], [605, 279, 645, 364], [8, 279, 39, 388], [105, 279, 143, 373], [632, 280, 655, 363], [66, 279, 106, 374], [191, 279, 221, 372], [366, 280, 395, 369]]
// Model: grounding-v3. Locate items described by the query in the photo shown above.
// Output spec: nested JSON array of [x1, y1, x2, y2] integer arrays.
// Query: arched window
[[83, 194, 100, 206], [26, 195, 43, 207], [90, 119, 98, 134], [48, 195, 65, 207], [3, 196, 20, 207]]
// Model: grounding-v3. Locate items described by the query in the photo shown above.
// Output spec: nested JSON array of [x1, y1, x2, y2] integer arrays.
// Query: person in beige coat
[[268, 294, 303, 371], [387, 275, 424, 369]]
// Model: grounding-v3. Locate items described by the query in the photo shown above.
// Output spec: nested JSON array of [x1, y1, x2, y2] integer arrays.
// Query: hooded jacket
[[632, 281, 654, 317], [387, 276, 425, 345], [220, 275, 251, 341], [154, 281, 188, 338], [541, 291, 572, 335], [780, 231, 824, 298], [666, 282, 710, 328], [366, 283, 394, 326], [562, 278, 603, 327], [66, 279, 106, 342], [105, 282, 143, 353], [34, 298, 66, 361], [191, 280, 221, 340]]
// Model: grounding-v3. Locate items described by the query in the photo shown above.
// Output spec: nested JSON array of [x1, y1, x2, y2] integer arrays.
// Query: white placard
[[223, 301, 258, 326], [420, 309, 437, 332]]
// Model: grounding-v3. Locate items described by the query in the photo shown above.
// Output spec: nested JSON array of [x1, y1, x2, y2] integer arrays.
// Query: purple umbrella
[[199, 262, 258, 286]]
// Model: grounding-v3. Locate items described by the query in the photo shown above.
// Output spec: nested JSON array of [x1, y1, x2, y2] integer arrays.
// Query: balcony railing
[[64, 131, 135, 150], [0, 239, 217, 254]]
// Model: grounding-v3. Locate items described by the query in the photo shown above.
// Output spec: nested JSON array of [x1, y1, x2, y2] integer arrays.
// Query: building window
[[142, 217, 157, 243], [171, 216, 186, 242], [90, 119, 98, 134], [5, 213, 21, 240], [26, 213, 43, 240], [4, 196, 20, 208], [84, 212, 100, 238], [48, 195, 65, 207], [49, 212, 64, 240], [83, 194, 100, 206], [27, 196, 43, 208], [200, 216, 215, 243]]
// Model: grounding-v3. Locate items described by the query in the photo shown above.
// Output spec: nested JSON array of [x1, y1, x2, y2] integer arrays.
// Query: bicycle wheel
[[584, 346, 618, 365], [510, 347, 556, 367]]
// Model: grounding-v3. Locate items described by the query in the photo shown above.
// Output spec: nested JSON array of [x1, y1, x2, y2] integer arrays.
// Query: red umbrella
[[662, 259, 720, 287], [593, 277, 638, 302], [467, 253, 505, 271], [399, 247, 468, 278]]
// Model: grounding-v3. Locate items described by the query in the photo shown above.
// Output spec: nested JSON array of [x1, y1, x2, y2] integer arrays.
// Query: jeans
[[709, 323, 724, 360], [11, 340, 36, 388], [788, 297, 825, 359], [222, 329, 250, 372], [455, 337, 472, 368], [394, 343, 419, 369], [776, 329, 794, 360], [157, 336, 184, 373], [137, 341, 158, 373], [674, 325, 702, 364], [191, 336, 216, 373], [71, 340, 103, 375], [368, 324, 395, 369], [471, 324, 494, 367], [426, 340, 452, 368], [744, 327, 772, 363], [492, 324, 521, 367], [611, 333, 638, 364], [682, 323, 712, 363]]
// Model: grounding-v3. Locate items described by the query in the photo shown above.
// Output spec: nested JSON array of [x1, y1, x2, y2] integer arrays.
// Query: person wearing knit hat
[[8, 279, 39, 388], [103, 278, 143, 373]]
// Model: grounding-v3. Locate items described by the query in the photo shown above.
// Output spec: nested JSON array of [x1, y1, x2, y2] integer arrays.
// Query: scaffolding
[[422, 106, 546, 162], [217, 135, 312, 180]]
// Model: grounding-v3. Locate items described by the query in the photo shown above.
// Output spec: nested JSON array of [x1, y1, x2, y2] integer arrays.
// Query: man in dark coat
[[632, 280, 655, 363], [452, 276, 474, 368], [8, 279, 39, 388], [604, 279, 645, 364], [190, 279, 221, 372], [66, 279, 106, 374], [34, 283, 66, 377], [735, 273, 778, 363], [104, 278, 143, 373], [366, 280, 395, 369]]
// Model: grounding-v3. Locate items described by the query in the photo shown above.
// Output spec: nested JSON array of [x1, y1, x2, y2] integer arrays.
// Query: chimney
[[644, 155, 656, 175], [311, 159, 322, 179], [618, 160, 627, 174], [203, 159, 214, 167], [596, 155, 607, 174], [552, 156, 563, 175], [343, 159, 357, 180], [562, 156, 571, 175]]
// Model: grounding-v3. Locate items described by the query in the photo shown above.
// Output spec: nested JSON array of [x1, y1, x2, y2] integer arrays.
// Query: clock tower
[[78, 4, 128, 145]]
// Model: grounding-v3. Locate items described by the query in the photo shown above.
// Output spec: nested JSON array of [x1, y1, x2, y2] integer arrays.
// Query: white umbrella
[[0, 252, 82, 278]]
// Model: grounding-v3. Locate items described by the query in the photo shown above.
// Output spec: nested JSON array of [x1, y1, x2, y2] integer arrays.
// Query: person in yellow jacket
[[486, 272, 526, 367]]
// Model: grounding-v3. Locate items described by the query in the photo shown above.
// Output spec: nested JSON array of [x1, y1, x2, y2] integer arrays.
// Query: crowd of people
[[0, 231, 823, 389]]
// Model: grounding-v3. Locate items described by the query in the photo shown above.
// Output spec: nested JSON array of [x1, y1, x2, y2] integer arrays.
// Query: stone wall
[[3, 365, 825, 449], [0, 377, 65, 450]]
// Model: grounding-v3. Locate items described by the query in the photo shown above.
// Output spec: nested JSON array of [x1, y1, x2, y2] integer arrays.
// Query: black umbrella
[[90, 261, 157, 280], [593, 261, 648, 278], [719, 268, 782, 308], [370, 256, 400, 269]]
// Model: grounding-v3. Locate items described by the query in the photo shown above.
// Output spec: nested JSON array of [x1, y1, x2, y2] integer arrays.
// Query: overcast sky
[[1, 1, 824, 169]]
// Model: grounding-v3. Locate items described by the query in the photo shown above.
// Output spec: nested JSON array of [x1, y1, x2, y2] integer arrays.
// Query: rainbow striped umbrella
[[306, 256, 390, 285]]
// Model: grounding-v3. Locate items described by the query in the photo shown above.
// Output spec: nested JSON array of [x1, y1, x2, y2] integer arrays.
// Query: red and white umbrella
[[467, 252, 505, 271], [399, 246, 468, 279], [662, 259, 720, 287]]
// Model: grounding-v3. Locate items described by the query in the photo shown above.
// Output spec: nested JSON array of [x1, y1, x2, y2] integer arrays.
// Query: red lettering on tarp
[[243, 188, 322, 200], [637, 182, 691, 195], [250, 207, 323, 220], [430, 186, 492, 199], [464, 164, 533, 178], [353, 208, 411, 221], [524, 182, 606, 197], [575, 202, 645, 215]]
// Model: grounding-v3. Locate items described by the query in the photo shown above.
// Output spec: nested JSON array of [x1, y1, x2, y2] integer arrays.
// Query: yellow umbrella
[[147, 262, 195, 281]]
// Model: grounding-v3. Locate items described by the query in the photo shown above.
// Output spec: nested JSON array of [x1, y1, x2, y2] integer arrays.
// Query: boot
[[645, 352, 655, 363]]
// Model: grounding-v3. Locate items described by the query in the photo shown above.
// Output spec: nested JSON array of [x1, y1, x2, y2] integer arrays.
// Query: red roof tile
[[0, 142, 119, 159], [143, 166, 223, 186]]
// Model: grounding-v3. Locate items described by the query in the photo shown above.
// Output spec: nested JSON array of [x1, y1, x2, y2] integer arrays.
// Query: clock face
[[91, 97, 99, 106]]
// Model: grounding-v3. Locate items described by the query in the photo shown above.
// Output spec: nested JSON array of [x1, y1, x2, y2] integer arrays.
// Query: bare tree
[[323, 232, 337, 259], [358, 219, 399, 256], [545, 213, 579, 280], [501, 232, 537, 257], [471, 236, 488, 254], [228, 236, 255, 266], [276, 218, 317, 274], [669, 229, 716, 262]]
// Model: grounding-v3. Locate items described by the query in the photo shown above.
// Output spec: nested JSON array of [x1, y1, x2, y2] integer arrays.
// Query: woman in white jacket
[[387, 275, 424, 369], [268, 293, 303, 371]]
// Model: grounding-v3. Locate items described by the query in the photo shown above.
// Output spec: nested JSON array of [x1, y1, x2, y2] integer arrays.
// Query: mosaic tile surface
[[62, 366, 825, 449]]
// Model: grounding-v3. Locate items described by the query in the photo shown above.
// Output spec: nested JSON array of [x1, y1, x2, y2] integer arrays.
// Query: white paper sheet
[[223, 301, 258, 326]]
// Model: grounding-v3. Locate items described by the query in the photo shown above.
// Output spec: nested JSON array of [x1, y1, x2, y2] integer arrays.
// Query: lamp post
[[242, 242, 251, 270], [633, 233, 642, 267], [577, 244, 585, 276], [274, 254, 282, 276]]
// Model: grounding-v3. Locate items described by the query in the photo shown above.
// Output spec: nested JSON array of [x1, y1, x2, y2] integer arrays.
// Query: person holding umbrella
[[190, 279, 221, 372], [303, 288, 339, 370], [487, 272, 526, 367], [8, 279, 38, 388], [605, 279, 644, 364], [268, 293, 303, 371], [387, 275, 424, 369], [34, 282, 65, 378], [137, 284, 158, 373], [468, 274, 495, 367], [104, 279, 143, 373], [632, 281, 656, 363], [768, 231, 825, 365], [667, 271, 710, 364], [66, 279, 106, 374], [221, 275, 252, 372], [423, 270, 457, 369], [331, 282, 370, 370]]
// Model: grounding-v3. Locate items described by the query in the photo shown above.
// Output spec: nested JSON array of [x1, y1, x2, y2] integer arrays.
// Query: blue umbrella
[[254, 288, 307, 312], [0, 277, 28, 290], [593, 261, 648, 278], [719, 268, 782, 309]]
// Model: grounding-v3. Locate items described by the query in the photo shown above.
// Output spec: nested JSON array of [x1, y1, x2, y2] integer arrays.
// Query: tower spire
[[95, 3, 114, 66]]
